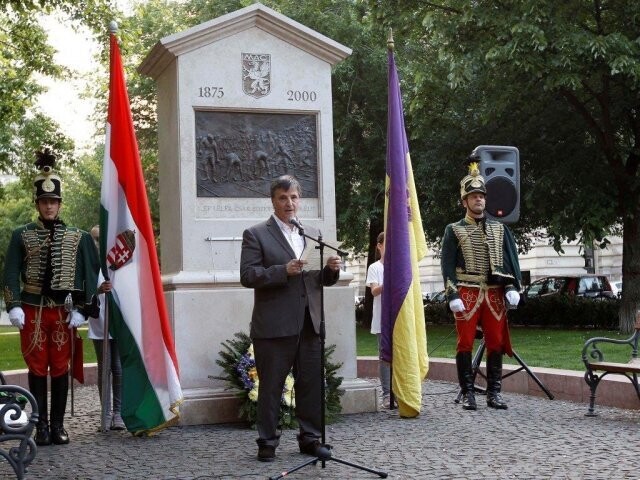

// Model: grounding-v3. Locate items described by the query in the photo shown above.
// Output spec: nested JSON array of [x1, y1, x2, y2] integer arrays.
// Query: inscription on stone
[[195, 110, 319, 198]]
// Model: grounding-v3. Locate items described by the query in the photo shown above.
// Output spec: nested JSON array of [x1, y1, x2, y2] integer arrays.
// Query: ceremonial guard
[[3, 149, 99, 445], [441, 161, 522, 411]]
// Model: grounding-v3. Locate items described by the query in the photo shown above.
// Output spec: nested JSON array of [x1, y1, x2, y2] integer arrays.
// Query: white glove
[[449, 299, 465, 313], [506, 290, 520, 307], [8, 307, 25, 329], [68, 310, 85, 329]]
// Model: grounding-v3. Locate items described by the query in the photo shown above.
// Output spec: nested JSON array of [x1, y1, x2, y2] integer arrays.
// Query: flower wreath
[[215, 332, 343, 429]]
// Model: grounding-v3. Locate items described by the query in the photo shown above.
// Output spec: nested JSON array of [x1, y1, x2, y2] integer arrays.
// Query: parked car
[[612, 281, 623, 298], [523, 275, 616, 300], [428, 290, 447, 304]]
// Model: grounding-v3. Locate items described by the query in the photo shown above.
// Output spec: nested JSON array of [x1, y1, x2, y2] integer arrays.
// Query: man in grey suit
[[240, 175, 342, 462]]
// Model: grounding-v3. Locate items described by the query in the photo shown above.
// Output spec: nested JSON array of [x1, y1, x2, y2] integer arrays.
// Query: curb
[[3, 358, 638, 413]]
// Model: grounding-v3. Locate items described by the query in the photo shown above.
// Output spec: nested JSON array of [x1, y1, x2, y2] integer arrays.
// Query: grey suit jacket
[[240, 216, 339, 339]]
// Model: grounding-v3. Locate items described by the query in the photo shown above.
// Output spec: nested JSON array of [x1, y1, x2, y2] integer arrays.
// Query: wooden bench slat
[[588, 361, 640, 374]]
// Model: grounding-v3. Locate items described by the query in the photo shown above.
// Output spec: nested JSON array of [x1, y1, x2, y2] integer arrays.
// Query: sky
[[37, 1, 135, 154], [37, 16, 102, 153]]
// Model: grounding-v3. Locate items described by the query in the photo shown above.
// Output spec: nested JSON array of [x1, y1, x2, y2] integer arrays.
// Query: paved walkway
[[3, 380, 638, 479]]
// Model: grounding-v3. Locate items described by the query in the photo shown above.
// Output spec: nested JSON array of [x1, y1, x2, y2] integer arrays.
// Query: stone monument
[[139, 3, 377, 424]]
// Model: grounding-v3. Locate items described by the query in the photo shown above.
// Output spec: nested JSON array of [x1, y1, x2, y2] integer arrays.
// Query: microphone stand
[[269, 228, 387, 480]]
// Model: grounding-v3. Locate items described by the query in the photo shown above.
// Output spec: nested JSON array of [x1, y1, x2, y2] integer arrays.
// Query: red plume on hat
[[33, 147, 62, 201]]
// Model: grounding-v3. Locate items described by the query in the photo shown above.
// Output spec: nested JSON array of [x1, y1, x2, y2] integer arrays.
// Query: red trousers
[[20, 304, 71, 377], [454, 286, 513, 356]]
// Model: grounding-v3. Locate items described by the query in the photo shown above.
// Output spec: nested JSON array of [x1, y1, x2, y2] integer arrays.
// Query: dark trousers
[[253, 310, 321, 448]]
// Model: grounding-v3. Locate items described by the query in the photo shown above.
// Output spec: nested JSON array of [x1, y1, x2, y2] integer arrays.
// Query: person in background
[[3, 148, 98, 445], [88, 225, 125, 431], [440, 160, 522, 411], [365, 231, 391, 409], [240, 175, 342, 462]]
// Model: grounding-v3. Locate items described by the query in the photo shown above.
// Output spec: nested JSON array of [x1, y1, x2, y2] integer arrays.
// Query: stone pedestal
[[139, 3, 377, 424]]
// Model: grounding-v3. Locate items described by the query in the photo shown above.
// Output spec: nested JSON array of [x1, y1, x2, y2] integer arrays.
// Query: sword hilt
[[64, 293, 74, 320]]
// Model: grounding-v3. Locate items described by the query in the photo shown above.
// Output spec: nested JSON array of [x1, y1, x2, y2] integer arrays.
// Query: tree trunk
[[620, 204, 640, 334]]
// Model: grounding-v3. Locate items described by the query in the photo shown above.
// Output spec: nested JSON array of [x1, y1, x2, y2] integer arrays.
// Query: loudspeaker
[[471, 145, 520, 223]]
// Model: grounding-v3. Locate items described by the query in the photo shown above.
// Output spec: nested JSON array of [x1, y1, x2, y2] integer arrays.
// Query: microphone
[[289, 218, 304, 234]]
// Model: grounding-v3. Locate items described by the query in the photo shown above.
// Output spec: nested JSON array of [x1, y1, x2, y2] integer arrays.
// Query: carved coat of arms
[[242, 53, 271, 98], [107, 229, 136, 271]]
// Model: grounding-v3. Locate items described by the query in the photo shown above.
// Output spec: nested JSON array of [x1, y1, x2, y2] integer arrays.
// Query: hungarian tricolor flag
[[380, 46, 429, 418], [100, 30, 182, 435]]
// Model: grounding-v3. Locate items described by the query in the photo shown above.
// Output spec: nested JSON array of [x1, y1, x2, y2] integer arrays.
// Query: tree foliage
[[0, 182, 35, 284], [368, 0, 640, 331], [20, 0, 635, 331], [0, 1, 114, 175]]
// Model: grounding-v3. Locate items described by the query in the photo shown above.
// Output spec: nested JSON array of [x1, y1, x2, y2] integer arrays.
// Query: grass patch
[[0, 325, 97, 372], [356, 324, 632, 371]]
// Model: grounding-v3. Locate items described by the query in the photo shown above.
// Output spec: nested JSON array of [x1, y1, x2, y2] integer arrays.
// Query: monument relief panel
[[195, 110, 319, 198]]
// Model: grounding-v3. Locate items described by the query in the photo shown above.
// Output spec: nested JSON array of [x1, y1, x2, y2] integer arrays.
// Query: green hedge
[[423, 296, 620, 329], [424, 303, 453, 325], [508, 295, 620, 329]]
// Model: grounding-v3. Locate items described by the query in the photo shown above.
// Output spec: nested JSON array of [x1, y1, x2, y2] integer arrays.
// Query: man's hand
[[8, 307, 25, 329], [449, 299, 465, 313], [68, 310, 85, 329], [326, 255, 341, 272], [98, 281, 112, 294], [505, 290, 520, 307], [286, 259, 307, 276]]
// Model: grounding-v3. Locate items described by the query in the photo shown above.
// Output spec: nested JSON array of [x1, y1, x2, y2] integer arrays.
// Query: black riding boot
[[456, 352, 477, 410], [50, 374, 70, 444], [28, 372, 51, 446], [486, 351, 508, 409]]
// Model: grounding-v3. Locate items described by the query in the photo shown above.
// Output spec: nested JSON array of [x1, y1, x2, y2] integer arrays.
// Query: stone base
[[335, 378, 378, 414], [178, 377, 378, 425], [179, 387, 244, 425]]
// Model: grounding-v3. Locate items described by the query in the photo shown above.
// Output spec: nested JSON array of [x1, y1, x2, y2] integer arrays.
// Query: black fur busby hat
[[33, 148, 62, 201]]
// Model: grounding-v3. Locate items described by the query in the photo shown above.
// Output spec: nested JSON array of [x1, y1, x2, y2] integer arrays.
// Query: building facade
[[347, 234, 623, 297]]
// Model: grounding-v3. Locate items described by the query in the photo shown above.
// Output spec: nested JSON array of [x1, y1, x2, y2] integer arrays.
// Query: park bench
[[0, 372, 38, 480], [582, 314, 640, 416]]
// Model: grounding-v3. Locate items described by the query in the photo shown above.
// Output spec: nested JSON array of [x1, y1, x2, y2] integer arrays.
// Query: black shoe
[[34, 423, 51, 446], [461, 391, 477, 411], [51, 425, 70, 444], [257, 445, 276, 462], [487, 393, 508, 410], [299, 440, 331, 459]]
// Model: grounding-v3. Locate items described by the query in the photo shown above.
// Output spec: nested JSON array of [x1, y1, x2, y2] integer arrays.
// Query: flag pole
[[384, 27, 396, 411], [99, 19, 119, 434], [100, 16, 182, 435], [382, 26, 429, 418]]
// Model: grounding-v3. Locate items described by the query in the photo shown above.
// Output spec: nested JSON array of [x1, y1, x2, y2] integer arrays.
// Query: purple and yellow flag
[[380, 47, 429, 418]]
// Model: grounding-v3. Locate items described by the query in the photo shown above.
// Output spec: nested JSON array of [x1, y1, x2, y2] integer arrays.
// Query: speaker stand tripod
[[269, 229, 387, 480], [455, 340, 554, 403]]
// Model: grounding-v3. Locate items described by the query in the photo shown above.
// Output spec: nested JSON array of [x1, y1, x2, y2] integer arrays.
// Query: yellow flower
[[248, 367, 258, 380], [284, 374, 294, 390], [282, 374, 296, 407], [248, 379, 259, 402]]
